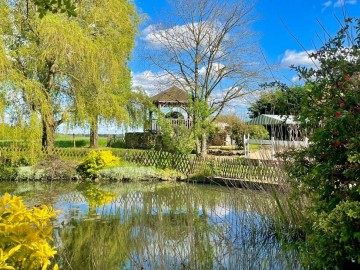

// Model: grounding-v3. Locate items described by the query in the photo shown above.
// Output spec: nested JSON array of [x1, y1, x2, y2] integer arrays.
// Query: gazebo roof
[[247, 114, 298, 125], [150, 86, 189, 105]]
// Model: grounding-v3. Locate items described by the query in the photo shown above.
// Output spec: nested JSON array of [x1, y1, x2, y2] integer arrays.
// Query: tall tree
[[73, 0, 138, 148], [0, 0, 138, 150], [143, 0, 263, 156]]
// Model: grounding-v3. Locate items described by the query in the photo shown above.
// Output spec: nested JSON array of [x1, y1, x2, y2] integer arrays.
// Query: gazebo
[[146, 86, 192, 132]]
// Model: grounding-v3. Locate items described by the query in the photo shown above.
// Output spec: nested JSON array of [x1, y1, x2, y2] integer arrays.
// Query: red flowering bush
[[281, 18, 360, 269]]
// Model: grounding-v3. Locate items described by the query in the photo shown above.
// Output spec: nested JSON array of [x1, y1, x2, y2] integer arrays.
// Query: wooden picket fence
[[0, 146, 287, 183]]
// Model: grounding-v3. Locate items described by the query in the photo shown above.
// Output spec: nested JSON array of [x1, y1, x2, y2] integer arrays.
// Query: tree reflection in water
[[0, 181, 302, 269]]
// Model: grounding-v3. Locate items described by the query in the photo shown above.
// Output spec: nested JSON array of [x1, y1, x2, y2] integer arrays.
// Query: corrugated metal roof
[[247, 114, 298, 125]]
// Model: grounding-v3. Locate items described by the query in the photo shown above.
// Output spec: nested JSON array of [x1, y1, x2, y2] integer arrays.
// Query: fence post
[[271, 136, 275, 160], [243, 134, 246, 157], [304, 136, 309, 146], [243, 134, 247, 158]]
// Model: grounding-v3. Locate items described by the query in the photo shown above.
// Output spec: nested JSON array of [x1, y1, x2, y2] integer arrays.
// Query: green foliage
[[279, 18, 360, 269], [77, 150, 121, 177], [248, 86, 306, 118], [99, 165, 183, 181], [248, 125, 269, 140], [303, 201, 360, 268], [0, 0, 139, 149], [34, 0, 77, 18], [0, 193, 58, 270], [209, 114, 244, 146], [190, 160, 217, 181], [15, 166, 44, 181], [107, 136, 126, 148], [156, 113, 195, 154], [232, 124, 269, 147]]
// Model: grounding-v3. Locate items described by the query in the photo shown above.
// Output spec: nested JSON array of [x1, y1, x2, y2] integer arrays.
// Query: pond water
[[0, 181, 302, 270]]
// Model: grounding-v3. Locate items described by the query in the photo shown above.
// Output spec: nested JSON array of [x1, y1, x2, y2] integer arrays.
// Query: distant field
[[55, 134, 108, 148]]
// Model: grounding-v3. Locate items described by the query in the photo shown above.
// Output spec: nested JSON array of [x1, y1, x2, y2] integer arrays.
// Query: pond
[[0, 181, 302, 270]]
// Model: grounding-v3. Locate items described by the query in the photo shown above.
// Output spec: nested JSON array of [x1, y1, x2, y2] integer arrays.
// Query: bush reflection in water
[[0, 181, 301, 269]]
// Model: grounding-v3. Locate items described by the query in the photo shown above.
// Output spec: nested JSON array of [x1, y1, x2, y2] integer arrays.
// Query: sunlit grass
[[55, 133, 108, 148]]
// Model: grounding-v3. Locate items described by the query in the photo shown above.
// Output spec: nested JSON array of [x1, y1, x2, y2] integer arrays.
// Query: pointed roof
[[150, 86, 189, 105]]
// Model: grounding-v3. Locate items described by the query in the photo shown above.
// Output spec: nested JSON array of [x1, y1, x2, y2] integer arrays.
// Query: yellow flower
[[0, 193, 58, 270]]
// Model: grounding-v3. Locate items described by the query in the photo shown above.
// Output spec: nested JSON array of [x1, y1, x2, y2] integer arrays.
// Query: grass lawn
[[55, 134, 108, 148]]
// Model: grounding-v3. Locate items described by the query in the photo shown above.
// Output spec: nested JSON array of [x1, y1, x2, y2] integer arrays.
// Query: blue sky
[[131, 0, 360, 88], [62, 0, 360, 133]]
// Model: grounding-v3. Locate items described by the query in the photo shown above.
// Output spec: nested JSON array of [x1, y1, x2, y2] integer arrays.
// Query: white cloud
[[280, 49, 319, 68], [291, 75, 300, 83], [333, 0, 357, 7], [322, 1, 333, 11], [323, 0, 333, 6], [132, 70, 169, 94], [131, 70, 181, 96], [322, 0, 356, 11], [334, 0, 345, 7], [198, 62, 225, 76]]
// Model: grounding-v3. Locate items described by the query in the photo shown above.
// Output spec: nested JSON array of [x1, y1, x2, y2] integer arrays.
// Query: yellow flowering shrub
[[0, 193, 58, 270], [77, 150, 121, 177]]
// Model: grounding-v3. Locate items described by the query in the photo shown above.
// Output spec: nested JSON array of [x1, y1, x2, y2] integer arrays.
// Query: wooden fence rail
[[0, 146, 287, 183]]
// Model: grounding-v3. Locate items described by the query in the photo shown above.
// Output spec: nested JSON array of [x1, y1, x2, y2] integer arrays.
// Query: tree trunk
[[200, 132, 207, 157], [195, 137, 201, 156], [90, 117, 98, 148], [41, 114, 56, 152]]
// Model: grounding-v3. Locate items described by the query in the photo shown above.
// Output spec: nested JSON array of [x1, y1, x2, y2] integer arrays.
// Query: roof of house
[[150, 86, 189, 105], [247, 114, 298, 125]]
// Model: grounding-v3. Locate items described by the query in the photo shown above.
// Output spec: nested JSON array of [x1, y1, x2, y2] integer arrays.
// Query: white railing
[[151, 118, 193, 131], [243, 134, 309, 160]]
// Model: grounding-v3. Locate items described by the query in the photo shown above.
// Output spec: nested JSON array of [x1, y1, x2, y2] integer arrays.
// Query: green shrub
[[156, 114, 195, 154], [302, 201, 360, 268], [232, 124, 269, 148], [277, 18, 360, 269], [248, 125, 269, 140], [107, 137, 126, 148], [77, 150, 121, 177]]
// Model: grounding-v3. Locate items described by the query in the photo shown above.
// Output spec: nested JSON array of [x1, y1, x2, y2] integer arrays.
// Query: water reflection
[[0, 181, 301, 269]]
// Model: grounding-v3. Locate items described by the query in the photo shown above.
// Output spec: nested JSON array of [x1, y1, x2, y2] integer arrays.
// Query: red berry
[[344, 74, 350, 81], [333, 141, 342, 147], [336, 111, 342, 118], [339, 102, 345, 108]]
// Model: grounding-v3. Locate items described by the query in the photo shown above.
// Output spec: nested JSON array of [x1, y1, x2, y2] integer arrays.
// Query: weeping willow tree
[[0, 0, 138, 150]]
